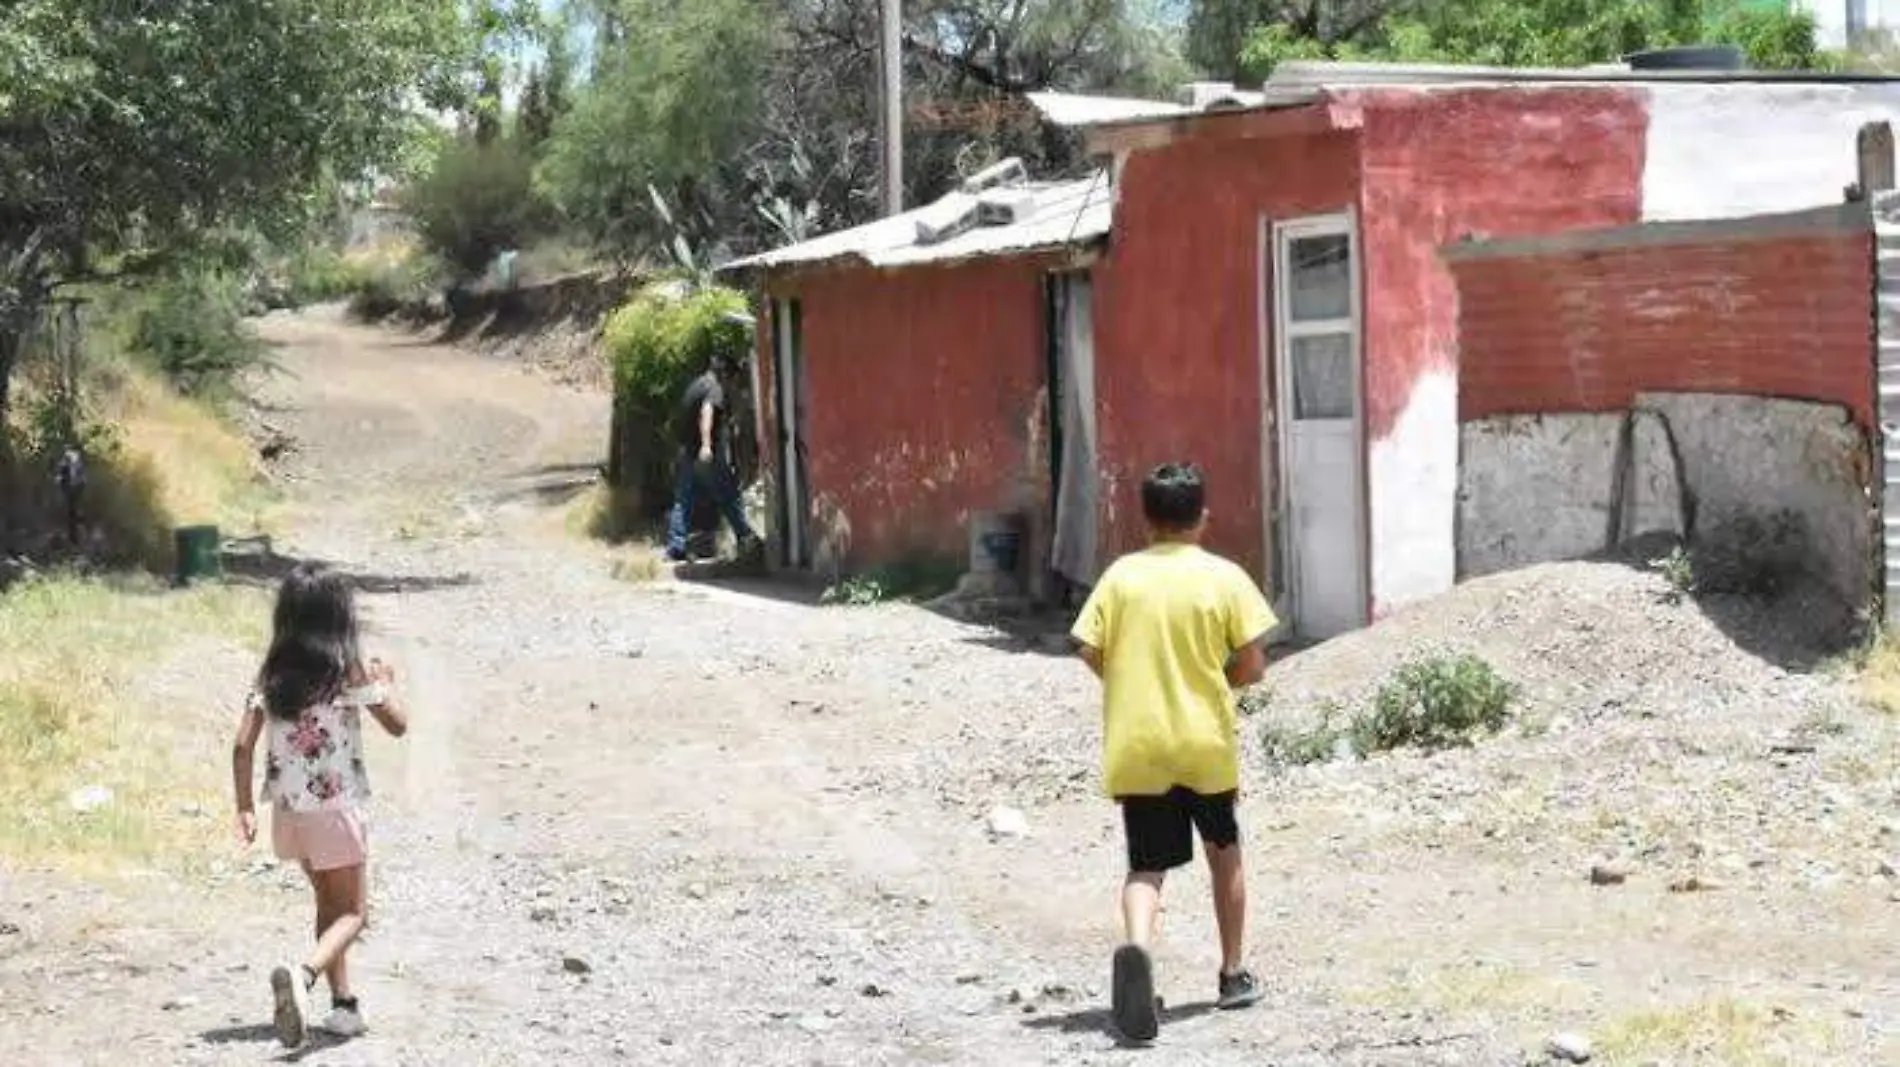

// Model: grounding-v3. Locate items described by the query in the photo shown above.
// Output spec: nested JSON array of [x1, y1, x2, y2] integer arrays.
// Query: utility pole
[[878, 0, 904, 217]]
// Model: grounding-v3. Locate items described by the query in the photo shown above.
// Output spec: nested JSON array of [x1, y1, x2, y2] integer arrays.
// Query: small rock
[[0, 921, 20, 937], [817, 974, 838, 987], [986, 806, 1031, 840], [529, 905, 558, 923], [684, 882, 710, 900], [562, 956, 591, 975], [68, 785, 113, 814], [1876, 858, 1897, 879], [1588, 863, 1631, 887], [162, 995, 199, 1012], [177, 803, 206, 818], [859, 983, 888, 998], [823, 1006, 845, 1019], [1668, 874, 1721, 894], [1547, 1031, 1593, 1063], [955, 972, 983, 985]]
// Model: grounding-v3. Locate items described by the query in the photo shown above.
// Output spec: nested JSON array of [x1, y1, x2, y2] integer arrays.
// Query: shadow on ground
[[1605, 533, 1860, 674], [1020, 999, 1218, 1045], [220, 539, 478, 595], [198, 1023, 353, 1063]]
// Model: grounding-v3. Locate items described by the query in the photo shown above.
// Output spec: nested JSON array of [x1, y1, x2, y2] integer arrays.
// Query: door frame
[[1260, 209, 1369, 636], [770, 296, 810, 569]]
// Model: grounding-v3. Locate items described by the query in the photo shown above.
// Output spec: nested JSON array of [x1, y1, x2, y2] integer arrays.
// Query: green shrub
[[1258, 655, 1517, 769], [345, 251, 445, 322], [404, 135, 551, 279], [1354, 654, 1516, 754], [819, 557, 963, 606], [124, 270, 270, 398], [603, 283, 750, 516], [1259, 699, 1352, 768], [282, 245, 363, 306]]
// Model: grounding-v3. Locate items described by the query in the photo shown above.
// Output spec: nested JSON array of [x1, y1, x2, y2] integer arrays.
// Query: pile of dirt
[[1261, 555, 1859, 734], [1243, 557, 1895, 898]]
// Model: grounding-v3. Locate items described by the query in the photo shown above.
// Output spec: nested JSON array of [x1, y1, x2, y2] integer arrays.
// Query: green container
[[173, 525, 223, 585]]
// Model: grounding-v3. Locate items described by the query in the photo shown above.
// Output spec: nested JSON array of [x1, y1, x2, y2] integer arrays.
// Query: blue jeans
[[666, 447, 756, 558]]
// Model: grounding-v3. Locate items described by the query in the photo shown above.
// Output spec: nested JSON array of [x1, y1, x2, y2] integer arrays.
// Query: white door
[[1271, 215, 1366, 639]]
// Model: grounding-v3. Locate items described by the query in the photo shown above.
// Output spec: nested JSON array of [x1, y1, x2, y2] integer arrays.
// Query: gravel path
[[3, 308, 1898, 1066]]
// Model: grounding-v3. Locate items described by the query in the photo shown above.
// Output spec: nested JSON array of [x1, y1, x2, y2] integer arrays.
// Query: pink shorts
[[271, 806, 368, 872]]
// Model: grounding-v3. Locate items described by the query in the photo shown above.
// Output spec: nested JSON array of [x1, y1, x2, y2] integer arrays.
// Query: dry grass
[[564, 484, 671, 583], [1855, 630, 1900, 715], [0, 573, 266, 873], [607, 543, 670, 584], [2, 365, 276, 872], [1346, 960, 1592, 1019], [105, 366, 276, 536], [1593, 997, 1858, 1065]]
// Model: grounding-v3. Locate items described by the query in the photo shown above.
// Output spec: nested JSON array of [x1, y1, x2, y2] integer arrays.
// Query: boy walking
[[1070, 462, 1277, 1042]]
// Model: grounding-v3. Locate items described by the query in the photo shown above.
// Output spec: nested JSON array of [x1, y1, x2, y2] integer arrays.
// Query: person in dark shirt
[[666, 351, 761, 562]]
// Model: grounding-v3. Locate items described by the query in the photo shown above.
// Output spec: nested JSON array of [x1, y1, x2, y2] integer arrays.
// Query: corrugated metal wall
[[1873, 189, 1900, 625]]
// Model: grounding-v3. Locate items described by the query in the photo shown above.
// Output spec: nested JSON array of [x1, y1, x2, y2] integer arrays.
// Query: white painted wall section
[[1641, 83, 1900, 221], [1797, 0, 1900, 50], [1367, 369, 1458, 617]]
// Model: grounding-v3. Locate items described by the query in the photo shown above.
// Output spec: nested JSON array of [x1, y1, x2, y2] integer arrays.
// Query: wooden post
[[878, 0, 904, 217], [1859, 121, 1894, 197]]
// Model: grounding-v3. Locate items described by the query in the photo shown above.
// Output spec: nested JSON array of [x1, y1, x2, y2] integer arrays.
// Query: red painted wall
[[1092, 128, 1361, 583], [1456, 228, 1876, 430], [1352, 87, 1649, 439], [764, 257, 1051, 566]]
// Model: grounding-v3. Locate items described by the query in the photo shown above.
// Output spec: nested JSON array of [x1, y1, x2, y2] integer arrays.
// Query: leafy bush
[[1355, 654, 1516, 754], [404, 135, 551, 280], [125, 270, 270, 398], [344, 246, 446, 322], [281, 245, 364, 307], [1256, 654, 1517, 768], [603, 284, 750, 516]]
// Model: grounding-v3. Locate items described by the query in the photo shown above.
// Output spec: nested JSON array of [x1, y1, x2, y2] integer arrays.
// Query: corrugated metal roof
[[1025, 91, 1186, 127], [725, 171, 1112, 273]]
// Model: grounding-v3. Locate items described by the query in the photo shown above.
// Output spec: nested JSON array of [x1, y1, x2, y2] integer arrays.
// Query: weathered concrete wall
[[1641, 83, 1900, 222], [1458, 394, 1873, 609], [1643, 392, 1874, 609], [1352, 86, 1647, 618]]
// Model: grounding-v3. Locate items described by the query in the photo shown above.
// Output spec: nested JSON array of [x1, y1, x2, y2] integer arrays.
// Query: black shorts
[[1118, 787, 1240, 873]]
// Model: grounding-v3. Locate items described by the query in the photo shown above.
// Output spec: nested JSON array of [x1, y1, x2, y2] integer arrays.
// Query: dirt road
[[3, 309, 1897, 1066]]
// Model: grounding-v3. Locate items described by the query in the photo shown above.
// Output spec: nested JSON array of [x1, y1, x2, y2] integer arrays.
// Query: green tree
[[538, 0, 780, 260], [406, 135, 550, 279], [1236, 0, 1831, 78], [0, 0, 472, 426]]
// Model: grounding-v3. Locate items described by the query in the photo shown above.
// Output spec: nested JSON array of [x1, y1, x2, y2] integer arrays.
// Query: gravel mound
[[1260, 555, 1858, 734]]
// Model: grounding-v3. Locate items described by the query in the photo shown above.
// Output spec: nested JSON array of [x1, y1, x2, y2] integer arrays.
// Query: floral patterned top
[[255, 682, 384, 813]]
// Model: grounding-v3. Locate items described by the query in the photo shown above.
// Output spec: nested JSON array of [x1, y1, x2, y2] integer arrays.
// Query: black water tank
[[1625, 44, 1747, 70]]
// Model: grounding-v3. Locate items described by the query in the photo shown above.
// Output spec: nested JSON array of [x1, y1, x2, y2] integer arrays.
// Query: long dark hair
[[257, 564, 362, 720]]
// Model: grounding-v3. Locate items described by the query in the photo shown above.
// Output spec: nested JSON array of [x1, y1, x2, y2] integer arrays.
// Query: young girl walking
[[231, 564, 408, 1048]]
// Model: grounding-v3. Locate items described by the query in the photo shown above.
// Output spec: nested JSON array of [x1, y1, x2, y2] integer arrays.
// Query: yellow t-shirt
[[1071, 542, 1278, 797]]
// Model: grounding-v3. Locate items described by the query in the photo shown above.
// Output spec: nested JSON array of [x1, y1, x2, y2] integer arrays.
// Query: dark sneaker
[[270, 963, 312, 1048], [1217, 968, 1264, 1010], [1110, 944, 1159, 1043]]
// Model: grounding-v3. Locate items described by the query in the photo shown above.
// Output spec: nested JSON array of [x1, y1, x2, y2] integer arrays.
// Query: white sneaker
[[320, 1004, 368, 1037], [269, 964, 312, 1048]]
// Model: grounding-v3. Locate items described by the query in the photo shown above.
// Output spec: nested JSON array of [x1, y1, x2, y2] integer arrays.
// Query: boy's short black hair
[[1141, 463, 1205, 530]]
